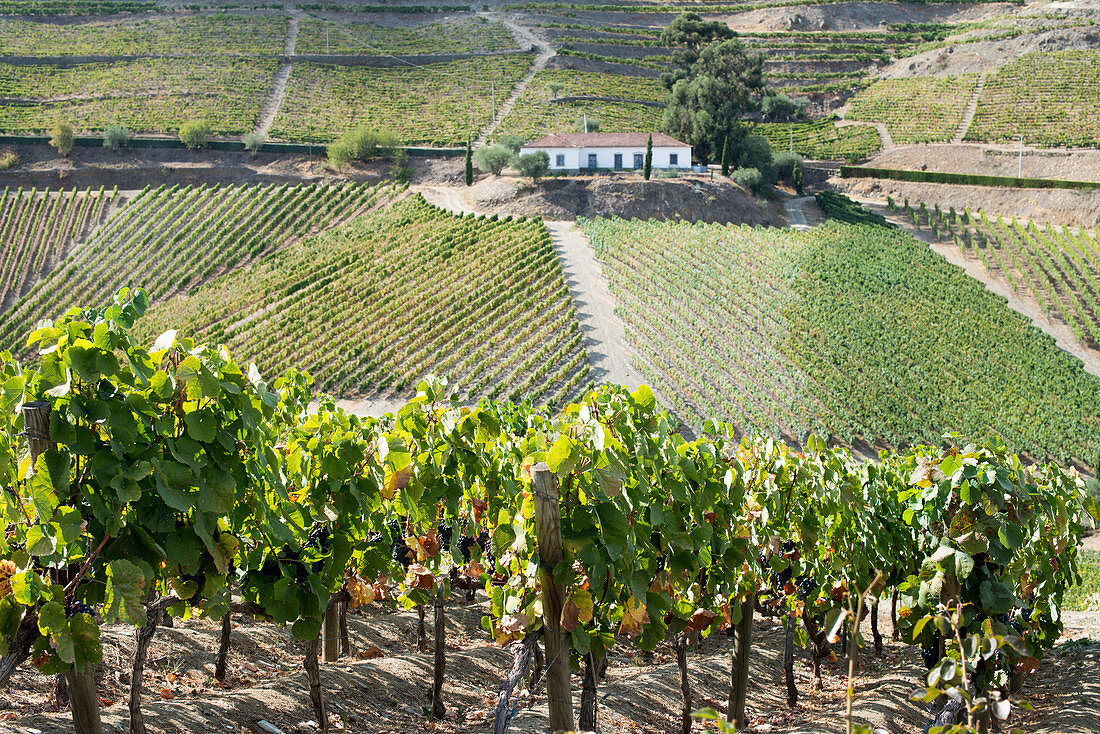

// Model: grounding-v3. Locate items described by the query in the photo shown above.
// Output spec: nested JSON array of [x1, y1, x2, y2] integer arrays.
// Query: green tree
[[48, 121, 74, 157], [574, 114, 600, 133], [473, 144, 512, 176], [773, 151, 804, 189], [464, 141, 473, 186], [643, 134, 652, 180], [513, 151, 549, 182], [103, 125, 131, 152], [659, 11, 736, 88], [179, 120, 213, 150], [547, 81, 564, 98], [660, 13, 764, 163], [736, 133, 774, 183], [497, 134, 526, 154], [720, 136, 731, 176], [242, 131, 266, 157], [731, 166, 764, 193]]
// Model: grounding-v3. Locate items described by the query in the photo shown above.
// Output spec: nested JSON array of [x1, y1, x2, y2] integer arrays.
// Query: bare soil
[[459, 173, 780, 225], [832, 175, 1100, 229], [5, 595, 1097, 734], [861, 144, 1100, 184], [717, 1, 1013, 32]]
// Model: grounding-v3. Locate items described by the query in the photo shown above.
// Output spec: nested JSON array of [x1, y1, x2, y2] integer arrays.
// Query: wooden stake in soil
[[783, 614, 797, 708], [305, 637, 328, 733], [215, 610, 232, 682], [727, 595, 754, 730], [338, 600, 351, 658], [675, 633, 693, 734], [890, 588, 900, 641], [323, 598, 340, 663], [870, 601, 883, 656], [531, 463, 574, 734], [417, 604, 428, 653], [24, 400, 103, 734], [431, 586, 446, 719]]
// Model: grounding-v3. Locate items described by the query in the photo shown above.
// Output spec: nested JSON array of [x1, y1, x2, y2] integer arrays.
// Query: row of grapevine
[[0, 181, 390, 351], [844, 74, 981, 144], [0, 291, 1094, 734], [270, 55, 531, 145], [900, 199, 1100, 349], [751, 119, 881, 162], [0, 13, 289, 56], [294, 15, 518, 55], [579, 215, 1100, 464], [964, 50, 1100, 148], [0, 186, 116, 309], [0, 58, 276, 135], [135, 194, 593, 407]]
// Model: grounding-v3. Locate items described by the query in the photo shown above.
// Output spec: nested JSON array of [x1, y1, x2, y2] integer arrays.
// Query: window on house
[[669, 153, 679, 166], [555, 154, 565, 167]]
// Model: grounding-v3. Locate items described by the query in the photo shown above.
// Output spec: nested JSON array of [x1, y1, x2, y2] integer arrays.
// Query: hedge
[[839, 165, 1100, 191], [0, 133, 464, 157]]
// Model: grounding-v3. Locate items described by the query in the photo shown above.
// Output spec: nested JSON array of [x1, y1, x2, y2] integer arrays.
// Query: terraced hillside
[[137, 195, 590, 405], [0, 181, 391, 349], [581, 215, 1100, 464]]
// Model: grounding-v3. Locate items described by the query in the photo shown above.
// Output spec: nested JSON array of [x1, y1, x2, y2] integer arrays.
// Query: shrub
[[548, 82, 564, 98], [773, 151, 804, 188], [242, 131, 266, 156], [513, 151, 549, 182], [736, 134, 774, 183], [49, 121, 75, 157], [326, 127, 400, 167], [0, 150, 19, 170], [103, 125, 131, 152], [474, 145, 513, 175], [731, 166, 764, 193], [574, 114, 599, 133], [497, 135, 526, 154], [179, 119, 213, 149]]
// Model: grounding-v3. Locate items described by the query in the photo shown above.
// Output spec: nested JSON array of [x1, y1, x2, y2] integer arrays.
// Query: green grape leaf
[[104, 559, 148, 626], [37, 601, 74, 663], [979, 579, 1014, 614], [68, 612, 102, 667], [547, 435, 579, 476]]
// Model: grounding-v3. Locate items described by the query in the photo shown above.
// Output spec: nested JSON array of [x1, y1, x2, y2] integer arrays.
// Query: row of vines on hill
[[0, 289, 1096, 734]]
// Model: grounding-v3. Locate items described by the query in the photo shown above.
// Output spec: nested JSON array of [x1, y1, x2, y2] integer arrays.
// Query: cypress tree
[[643, 134, 652, 180], [720, 136, 731, 177], [464, 141, 473, 186]]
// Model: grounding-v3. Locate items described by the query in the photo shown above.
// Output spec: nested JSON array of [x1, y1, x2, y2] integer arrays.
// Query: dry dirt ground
[[831, 176, 1100, 229], [4, 595, 1097, 734]]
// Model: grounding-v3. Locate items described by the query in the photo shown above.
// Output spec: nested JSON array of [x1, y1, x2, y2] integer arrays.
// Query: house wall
[[520, 145, 692, 171]]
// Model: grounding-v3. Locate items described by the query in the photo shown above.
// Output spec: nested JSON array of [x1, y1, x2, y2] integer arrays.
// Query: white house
[[519, 132, 691, 173]]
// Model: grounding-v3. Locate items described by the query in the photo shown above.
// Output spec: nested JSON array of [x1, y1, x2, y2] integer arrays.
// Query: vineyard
[[0, 186, 117, 309], [0, 181, 388, 352], [0, 296, 1095, 734], [294, 16, 518, 55], [580, 215, 1100, 464], [0, 58, 275, 135], [0, 14, 289, 56], [493, 69, 664, 141], [899, 199, 1100, 350], [964, 50, 1100, 148], [751, 119, 881, 163], [136, 195, 591, 405], [270, 55, 530, 144], [843, 74, 980, 144]]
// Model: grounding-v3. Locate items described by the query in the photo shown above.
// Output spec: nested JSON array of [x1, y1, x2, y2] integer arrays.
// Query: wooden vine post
[[322, 599, 340, 662], [431, 586, 446, 719], [727, 594, 754, 730], [531, 463, 574, 734], [24, 400, 104, 734]]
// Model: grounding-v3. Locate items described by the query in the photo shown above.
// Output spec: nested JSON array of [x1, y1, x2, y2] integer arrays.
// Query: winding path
[[474, 15, 554, 146], [254, 11, 301, 138], [783, 195, 816, 231], [837, 119, 894, 150]]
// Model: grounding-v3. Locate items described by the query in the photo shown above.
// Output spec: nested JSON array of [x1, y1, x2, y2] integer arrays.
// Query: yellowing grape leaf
[[618, 597, 649, 639], [404, 564, 434, 590], [561, 590, 594, 633], [687, 608, 717, 632]]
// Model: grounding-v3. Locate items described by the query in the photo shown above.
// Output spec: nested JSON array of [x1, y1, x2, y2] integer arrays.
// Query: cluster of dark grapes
[[303, 525, 330, 552], [438, 523, 453, 553], [64, 599, 96, 618], [920, 633, 942, 669], [382, 519, 412, 568]]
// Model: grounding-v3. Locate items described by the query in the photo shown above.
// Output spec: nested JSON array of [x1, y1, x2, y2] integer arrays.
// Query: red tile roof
[[523, 132, 688, 148]]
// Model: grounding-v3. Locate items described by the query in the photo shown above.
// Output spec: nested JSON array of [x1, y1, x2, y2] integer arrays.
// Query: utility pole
[[584, 112, 588, 134], [491, 82, 496, 121], [326, 26, 330, 54], [1018, 134, 1023, 178], [790, 123, 794, 155]]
